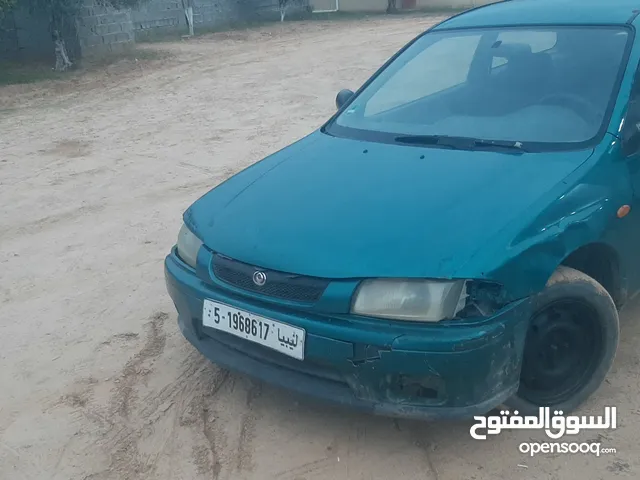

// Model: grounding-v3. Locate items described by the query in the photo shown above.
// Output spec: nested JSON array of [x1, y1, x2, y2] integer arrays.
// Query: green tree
[[0, 0, 15, 14]]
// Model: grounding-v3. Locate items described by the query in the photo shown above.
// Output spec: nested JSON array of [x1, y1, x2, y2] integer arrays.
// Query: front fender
[[487, 191, 618, 298], [456, 143, 633, 300]]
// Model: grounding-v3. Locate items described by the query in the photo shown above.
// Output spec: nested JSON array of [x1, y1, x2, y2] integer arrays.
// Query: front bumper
[[165, 251, 531, 420]]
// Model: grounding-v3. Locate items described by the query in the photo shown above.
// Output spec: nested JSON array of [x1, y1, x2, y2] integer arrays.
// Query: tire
[[505, 266, 619, 416]]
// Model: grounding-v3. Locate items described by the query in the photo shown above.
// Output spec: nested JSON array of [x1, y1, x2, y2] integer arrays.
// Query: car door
[[619, 60, 640, 299]]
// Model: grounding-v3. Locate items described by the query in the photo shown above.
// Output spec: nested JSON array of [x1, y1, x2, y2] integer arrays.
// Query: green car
[[165, 0, 640, 419]]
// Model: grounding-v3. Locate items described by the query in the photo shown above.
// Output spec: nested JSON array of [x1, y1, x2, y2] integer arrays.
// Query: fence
[[310, 0, 499, 13], [0, 0, 310, 62]]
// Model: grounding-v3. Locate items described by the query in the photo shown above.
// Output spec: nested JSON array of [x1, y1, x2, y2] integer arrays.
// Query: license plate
[[202, 299, 305, 360]]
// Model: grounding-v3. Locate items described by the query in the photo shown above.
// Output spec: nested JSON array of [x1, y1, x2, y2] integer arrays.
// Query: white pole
[[313, 0, 339, 14]]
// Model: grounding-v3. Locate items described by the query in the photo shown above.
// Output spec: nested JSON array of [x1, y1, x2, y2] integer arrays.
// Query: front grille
[[212, 254, 329, 302]]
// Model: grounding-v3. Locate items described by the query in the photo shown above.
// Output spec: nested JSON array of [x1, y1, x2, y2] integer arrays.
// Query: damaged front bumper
[[165, 252, 531, 420]]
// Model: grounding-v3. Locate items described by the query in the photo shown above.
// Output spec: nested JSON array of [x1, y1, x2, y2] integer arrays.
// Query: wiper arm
[[394, 134, 527, 153], [394, 134, 472, 151], [472, 138, 526, 152], [394, 134, 451, 146]]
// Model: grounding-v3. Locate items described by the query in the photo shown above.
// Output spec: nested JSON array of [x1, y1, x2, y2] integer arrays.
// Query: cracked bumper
[[165, 252, 531, 420]]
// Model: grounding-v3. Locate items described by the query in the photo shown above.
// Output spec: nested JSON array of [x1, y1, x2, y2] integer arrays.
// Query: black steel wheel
[[506, 266, 619, 415], [519, 300, 603, 405]]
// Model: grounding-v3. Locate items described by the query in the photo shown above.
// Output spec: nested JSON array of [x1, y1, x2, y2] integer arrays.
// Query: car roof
[[433, 0, 640, 30]]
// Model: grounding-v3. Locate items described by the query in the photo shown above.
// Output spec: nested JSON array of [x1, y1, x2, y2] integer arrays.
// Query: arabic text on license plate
[[202, 299, 305, 360]]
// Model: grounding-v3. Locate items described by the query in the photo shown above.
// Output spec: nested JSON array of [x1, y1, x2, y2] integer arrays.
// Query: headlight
[[176, 222, 203, 268], [351, 279, 467, 322]]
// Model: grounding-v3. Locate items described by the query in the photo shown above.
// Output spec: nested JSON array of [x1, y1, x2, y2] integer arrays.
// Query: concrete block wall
[[131, 0, 188, 40], [76, 0, 134, 57], [0, 6, 79, 62], [312, 0, 499, 12], [416, 0, 499, 8], [0, 13, 19, 60], [244, 0, 310, 21], [76, 1, 135, 57], [335, 0, 387, 13], [131, 0, 303, 41], [193, 0, 242, 27], [0, 0, 272, 60], [131, 0, 249, 41]]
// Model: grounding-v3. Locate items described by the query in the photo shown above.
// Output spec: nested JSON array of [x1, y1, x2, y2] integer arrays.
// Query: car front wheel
[[505, 266, 619, 415]]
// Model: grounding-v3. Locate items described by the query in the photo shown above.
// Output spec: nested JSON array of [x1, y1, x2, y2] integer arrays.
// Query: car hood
[[185, 131, 593, 279]]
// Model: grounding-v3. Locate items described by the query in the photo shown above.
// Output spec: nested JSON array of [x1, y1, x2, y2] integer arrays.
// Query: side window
[[622, 65, 640, 154], [630, 67, 640, 102], [364, 35, 482, 116], [491, 31, 557, 72]]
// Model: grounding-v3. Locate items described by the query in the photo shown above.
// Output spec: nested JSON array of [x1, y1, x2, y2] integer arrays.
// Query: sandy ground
[[1, 15, 639, 480]]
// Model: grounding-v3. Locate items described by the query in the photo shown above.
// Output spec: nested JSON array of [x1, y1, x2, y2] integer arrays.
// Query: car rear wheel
[[505, 266, 619, 415]]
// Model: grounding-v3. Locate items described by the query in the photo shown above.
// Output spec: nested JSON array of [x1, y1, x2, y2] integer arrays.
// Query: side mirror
[[336, 89, 354, 110]]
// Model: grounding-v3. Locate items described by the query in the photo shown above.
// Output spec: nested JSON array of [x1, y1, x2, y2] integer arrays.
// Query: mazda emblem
[[253, 270, 267, 286]]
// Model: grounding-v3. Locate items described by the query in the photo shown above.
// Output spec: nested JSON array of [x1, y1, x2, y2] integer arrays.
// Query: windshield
[[327, 26, 631, 150]]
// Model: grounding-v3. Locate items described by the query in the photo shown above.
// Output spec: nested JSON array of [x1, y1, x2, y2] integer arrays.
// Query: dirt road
[[1, 15, 639, 480]]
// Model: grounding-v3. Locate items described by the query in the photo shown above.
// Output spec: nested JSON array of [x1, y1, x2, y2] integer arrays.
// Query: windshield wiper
[[394, 134, 528, 153], [472, 138, 527, 152]]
